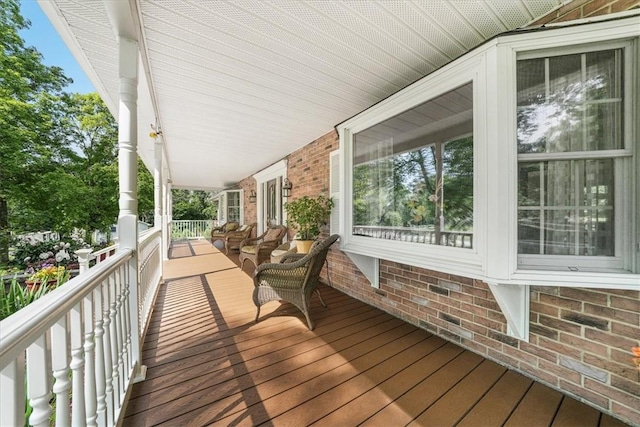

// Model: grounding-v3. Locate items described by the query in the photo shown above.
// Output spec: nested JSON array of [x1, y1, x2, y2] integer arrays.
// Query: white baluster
[[109, 275, 121, 410], [121, 266, 132, 380], [115, 273, 126, 398], [1, 356, 26, 426], [69, 303, 86, 427], [26, 335, 52, 427], [51, 316, 71, 427], [101, 280, 114, 426], [83, 291, 97, 427], [93, 284, 107, 427]]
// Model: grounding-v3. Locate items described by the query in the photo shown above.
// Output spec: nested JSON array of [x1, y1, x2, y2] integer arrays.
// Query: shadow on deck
[[123, 239, 628, 426]]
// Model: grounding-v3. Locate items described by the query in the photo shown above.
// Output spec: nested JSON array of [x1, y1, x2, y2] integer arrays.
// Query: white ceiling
[[40, 0, 569, 190]]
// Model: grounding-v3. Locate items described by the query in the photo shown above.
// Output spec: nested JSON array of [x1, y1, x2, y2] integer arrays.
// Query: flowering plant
[[12, 234, 85, 270], [27, 265, 70, 287]]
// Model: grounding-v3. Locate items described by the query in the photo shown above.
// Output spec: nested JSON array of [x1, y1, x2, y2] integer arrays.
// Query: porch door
[[263, 177, 282, 229], [253, 159, 288, 236]]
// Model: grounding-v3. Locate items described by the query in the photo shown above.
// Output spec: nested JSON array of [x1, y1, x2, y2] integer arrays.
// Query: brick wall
[[239, 176, 257, 238], [532, 0, 639, 25], [235, 1, 640, 424]]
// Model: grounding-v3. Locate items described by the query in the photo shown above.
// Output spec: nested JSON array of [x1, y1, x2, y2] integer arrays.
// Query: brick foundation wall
[[235, 1, 640, 423]]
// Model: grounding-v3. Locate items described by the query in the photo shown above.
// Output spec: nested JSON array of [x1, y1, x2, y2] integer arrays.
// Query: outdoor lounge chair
[[223, 222, 256, 254], [210, 221, 239, 246], [253, 234, 339, 330], [238, 225, 287, 270]]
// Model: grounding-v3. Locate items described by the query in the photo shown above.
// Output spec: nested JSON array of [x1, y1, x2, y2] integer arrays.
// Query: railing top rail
[[0, 249, 134, 369], [139, 227, 161, 248]]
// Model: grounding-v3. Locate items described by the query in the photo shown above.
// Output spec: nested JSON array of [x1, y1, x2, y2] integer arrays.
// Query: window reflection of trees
[[516, 49, 622, 257]]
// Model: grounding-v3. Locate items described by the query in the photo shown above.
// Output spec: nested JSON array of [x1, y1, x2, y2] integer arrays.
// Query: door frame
[[253, 160, 288, 236]]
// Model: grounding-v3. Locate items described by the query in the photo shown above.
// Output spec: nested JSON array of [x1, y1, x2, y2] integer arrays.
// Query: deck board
[[123, 239, 629, 427]]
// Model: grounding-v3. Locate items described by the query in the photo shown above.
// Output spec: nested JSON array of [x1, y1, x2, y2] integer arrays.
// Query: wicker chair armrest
[[280, 253, 305, 264], [254, 265, 308, 289], [240, 236, 262, 247], [256, 239, 281, 252]]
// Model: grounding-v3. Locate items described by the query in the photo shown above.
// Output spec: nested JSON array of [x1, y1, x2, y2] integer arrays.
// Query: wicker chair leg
[[255, 306, 261, 323], [315, 288, 327, 308], [304, 310, 314, 331]]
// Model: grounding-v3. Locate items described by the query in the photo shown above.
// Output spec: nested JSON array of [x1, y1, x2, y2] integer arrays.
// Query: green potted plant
[[284, 195, 334, 253]]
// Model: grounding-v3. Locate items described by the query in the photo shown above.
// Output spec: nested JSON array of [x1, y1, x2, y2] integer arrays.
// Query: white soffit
[[43, 0, 568, 190]]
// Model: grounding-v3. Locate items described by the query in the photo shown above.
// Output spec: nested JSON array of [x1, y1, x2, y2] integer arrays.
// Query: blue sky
[[19, 1, 95, 94]]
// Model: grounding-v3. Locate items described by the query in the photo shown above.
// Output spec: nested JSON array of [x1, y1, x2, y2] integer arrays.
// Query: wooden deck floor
[[123, 240, 628, 427]]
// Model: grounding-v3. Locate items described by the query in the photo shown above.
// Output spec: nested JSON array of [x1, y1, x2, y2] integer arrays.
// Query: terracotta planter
[[295, 240, 315, 254], [25, 279, 57, 292]]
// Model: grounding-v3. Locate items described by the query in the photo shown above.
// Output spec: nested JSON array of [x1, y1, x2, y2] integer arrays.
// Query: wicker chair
[[253, 234, 339, 330], [238, 225, 287, 270], [223, 223, 256, 254], [210, 221, 239, 246]]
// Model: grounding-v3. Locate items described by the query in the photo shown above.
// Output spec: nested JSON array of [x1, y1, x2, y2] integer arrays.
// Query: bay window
[[337, 15, 639, 288], [352, 83, 474, 249]]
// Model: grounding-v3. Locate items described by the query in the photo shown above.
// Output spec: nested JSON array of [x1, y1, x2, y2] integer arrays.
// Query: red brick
[[611, 401, 640, 426], [539, 293, 582, 310], [558, 332, 608, 357], [585, 303, 639, 326], [583, 353, 640, 382], [559, 288, 608, 305], [584, 329, 637, 349], [520, 341, 558, 363], [583, 0, 615, 15], [610, 0, 640, 13], [560, 379, 610, 408], [584, 378, 640, 411], [611, 296, 640, 313], [531, 301, 560, 317]]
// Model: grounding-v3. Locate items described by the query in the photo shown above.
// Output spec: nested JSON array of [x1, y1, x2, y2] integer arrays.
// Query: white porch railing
[[353, 225, 473, 248], [0, 228, 163, 427], [171, 220, 213, 239]]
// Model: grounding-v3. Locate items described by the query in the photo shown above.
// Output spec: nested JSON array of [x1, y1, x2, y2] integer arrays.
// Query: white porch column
[[115, 37, 145, 381], [162, 181, 170, 260], [153, 140, 166, 271], [153, 140, 163, 229]]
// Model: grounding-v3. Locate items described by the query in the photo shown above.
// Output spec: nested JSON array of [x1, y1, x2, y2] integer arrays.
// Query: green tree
[[172, 190, 214, 220], [0, 0, 70, 262]]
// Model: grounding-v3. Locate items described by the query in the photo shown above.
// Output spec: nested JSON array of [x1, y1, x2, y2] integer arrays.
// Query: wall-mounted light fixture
[[282, 178, 292, 198], [248, 190, 257, 203]]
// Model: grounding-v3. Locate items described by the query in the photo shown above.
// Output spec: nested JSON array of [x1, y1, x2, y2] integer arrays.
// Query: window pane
[[353, 83, 473, 249], [517, 159, 614, 256], [544, 209, 576, 255], [580, 208, 614, 256], [518, 210, 540, 254], [586, 50, 621, 100], [517, 49, 623, 153], [517, 58, 545, 106], [586, 103, 622, 151], [518, 163, 542, 206]]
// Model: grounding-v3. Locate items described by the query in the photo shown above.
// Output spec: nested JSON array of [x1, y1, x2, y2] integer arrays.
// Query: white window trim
[[337, 16, 640, 291], [339, 50, 488, 279], [500, 23, 639, 288], [214, 189, 244, 225]]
